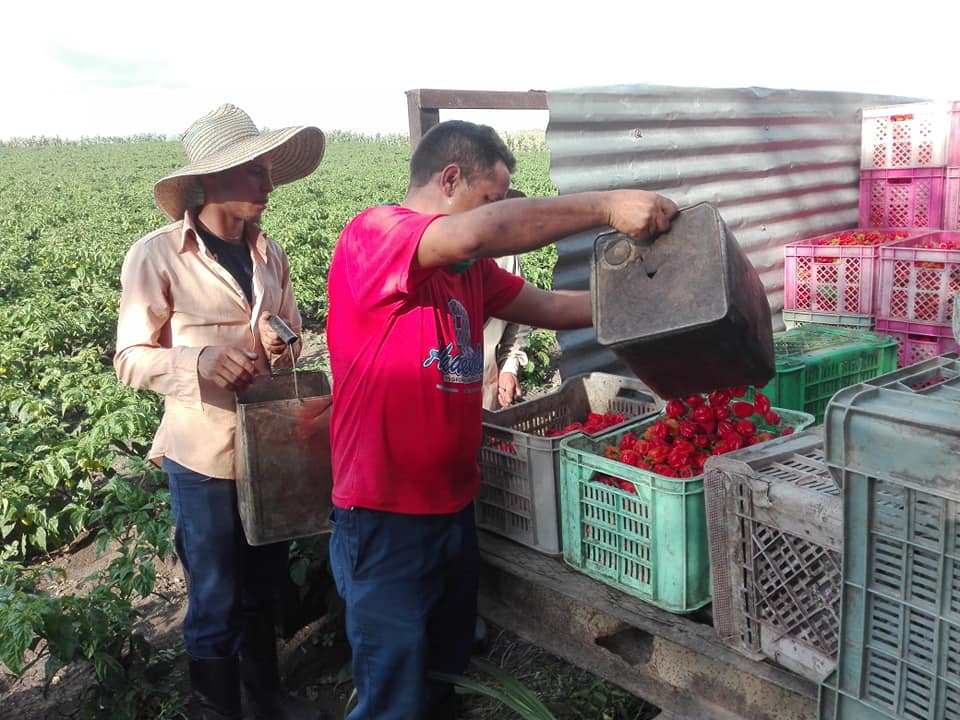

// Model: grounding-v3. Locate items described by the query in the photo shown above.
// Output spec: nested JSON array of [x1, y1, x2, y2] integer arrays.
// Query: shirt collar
[[180, 209, 269, 263]]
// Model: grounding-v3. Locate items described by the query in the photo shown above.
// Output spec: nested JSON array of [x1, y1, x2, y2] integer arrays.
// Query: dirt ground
[[0, 326, 659, 720], [0, 532, 659, 720]]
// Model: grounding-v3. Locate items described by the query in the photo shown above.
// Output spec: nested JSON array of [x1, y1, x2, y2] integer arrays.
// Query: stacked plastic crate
[[782, 227, 919, 330], [874, 230, 960, 365], [858, 102, 958, 229], [818, 354, 960, 719], [861, 101, 960, 365], [782, 102, 959, 333]]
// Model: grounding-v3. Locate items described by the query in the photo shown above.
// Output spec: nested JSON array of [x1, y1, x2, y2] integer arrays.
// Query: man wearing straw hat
[[324, 119, 677, 720], [115, 103, 325, 720]]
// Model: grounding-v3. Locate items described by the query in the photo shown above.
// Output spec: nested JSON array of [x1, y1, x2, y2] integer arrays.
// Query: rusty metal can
[[591, 202, 775, 399], [234, 370, 332, 545]]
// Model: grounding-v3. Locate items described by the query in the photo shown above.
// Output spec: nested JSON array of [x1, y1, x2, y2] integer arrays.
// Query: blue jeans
[[329, 504, 479, 720], [164, 458, 289, 658]]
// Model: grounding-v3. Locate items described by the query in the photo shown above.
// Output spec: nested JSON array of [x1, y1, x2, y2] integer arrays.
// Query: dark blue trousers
[[164, 458, 288, 658], [329, 504, 479, 720]]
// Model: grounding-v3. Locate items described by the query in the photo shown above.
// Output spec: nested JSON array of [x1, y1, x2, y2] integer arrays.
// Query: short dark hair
[[409, 120, 517, 188]]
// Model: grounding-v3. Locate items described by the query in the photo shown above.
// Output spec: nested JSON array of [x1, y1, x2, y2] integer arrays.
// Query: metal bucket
[[235, 370, 332, 546], [591, 202, 775, 399]]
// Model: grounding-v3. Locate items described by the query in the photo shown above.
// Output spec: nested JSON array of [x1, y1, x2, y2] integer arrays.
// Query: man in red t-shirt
[[324, 120, 677, 720]]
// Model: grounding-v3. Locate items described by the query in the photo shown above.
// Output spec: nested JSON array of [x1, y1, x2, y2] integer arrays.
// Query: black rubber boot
[[240, 612, 324, 720], [188, 656, 242, 720], [425, 693, 462, 720]]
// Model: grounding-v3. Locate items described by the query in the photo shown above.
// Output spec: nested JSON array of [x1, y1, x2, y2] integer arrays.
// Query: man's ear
[[439, 164, 463, 198]]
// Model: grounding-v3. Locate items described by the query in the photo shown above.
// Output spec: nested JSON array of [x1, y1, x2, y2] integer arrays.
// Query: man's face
[[447, 160, 511, 214], [202, 156, 275, 223]]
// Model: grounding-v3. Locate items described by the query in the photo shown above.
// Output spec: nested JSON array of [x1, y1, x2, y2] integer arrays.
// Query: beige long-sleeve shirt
[[114, 211, 302, 479], [482, 254, 531, 411]]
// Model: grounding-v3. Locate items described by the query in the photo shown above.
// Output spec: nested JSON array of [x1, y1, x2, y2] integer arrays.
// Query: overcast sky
[[3, 0, 957, 141]]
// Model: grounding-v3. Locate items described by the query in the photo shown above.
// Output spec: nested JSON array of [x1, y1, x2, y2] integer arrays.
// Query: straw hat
[[154, 103, 325, 220]]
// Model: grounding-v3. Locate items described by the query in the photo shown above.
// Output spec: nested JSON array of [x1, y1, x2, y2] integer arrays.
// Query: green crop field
[[0, 137, 580, 718], [0, 136, 557, 561]]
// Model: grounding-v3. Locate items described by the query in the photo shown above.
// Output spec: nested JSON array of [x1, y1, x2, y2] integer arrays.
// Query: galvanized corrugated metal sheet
[[545, 83, 920, 382]]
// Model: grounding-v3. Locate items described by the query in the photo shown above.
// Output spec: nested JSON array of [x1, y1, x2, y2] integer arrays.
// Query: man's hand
[[497, 371, 521, 409], [606, 191, 678, 242], [198, 346, 258, 391], [258, 311, 290, 357]]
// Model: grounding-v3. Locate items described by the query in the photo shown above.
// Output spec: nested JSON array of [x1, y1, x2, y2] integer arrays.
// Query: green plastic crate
[[558, 408, 815, 614], [748, 324, 898, 424]]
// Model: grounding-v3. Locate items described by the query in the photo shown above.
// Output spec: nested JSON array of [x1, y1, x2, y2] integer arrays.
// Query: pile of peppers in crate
[[595, 387, 794, 490]]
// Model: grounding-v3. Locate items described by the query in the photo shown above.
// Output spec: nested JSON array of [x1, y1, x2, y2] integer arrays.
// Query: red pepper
[[668, 447, 692, 468], [725, 434, 744, 451], [731, 401, 755, 418], [708, 389, 731, 407], [665, 399, 687, 419], [647, 443, 670, 463], [653, 421, 671, 441], [618, 479, 638, 494], [717, 420, 737, 438], [685, 394, 705, 408], [698, 420, 716, 435], [673, 439, 695, 456], [692, 405, 716, 423], [753, 392, 771, 415], [735, 419, 756, 437]]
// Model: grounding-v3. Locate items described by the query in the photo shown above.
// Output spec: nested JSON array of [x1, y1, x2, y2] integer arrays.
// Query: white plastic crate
[[860, 101, 959, 170]]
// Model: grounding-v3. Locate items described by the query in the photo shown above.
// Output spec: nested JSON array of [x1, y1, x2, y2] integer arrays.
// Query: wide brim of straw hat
[[154, 125, 325, 221]]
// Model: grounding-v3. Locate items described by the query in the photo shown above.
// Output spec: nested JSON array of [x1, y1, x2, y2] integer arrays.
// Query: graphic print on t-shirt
[[421, 298, 483, 387]]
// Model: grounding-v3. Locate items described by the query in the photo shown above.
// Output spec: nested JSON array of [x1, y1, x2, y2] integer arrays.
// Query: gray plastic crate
[[819, 479, 960, 719], [477, 372, 661, 556], [782, 309, 876, 331], [824, 352, 960, 496], [818, 353, 960, 719], [705, 429, 842, 683]]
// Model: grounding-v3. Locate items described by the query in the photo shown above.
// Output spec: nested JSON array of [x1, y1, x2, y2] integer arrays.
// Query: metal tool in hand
[[267, 314, 299, 346], [265, 315, 300, 390]]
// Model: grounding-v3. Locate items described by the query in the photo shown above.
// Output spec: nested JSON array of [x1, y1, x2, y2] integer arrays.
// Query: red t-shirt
[[326, 205, 525, 514]]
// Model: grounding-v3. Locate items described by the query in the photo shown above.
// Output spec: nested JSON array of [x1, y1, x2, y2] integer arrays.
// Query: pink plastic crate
[[946, 166, 960, 230], [860, 101, 960, 170], [858, 167, 946, 228], [874, 318, 960, 367], [783, 228, 919, 315], [876, 231, 960, 325]]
